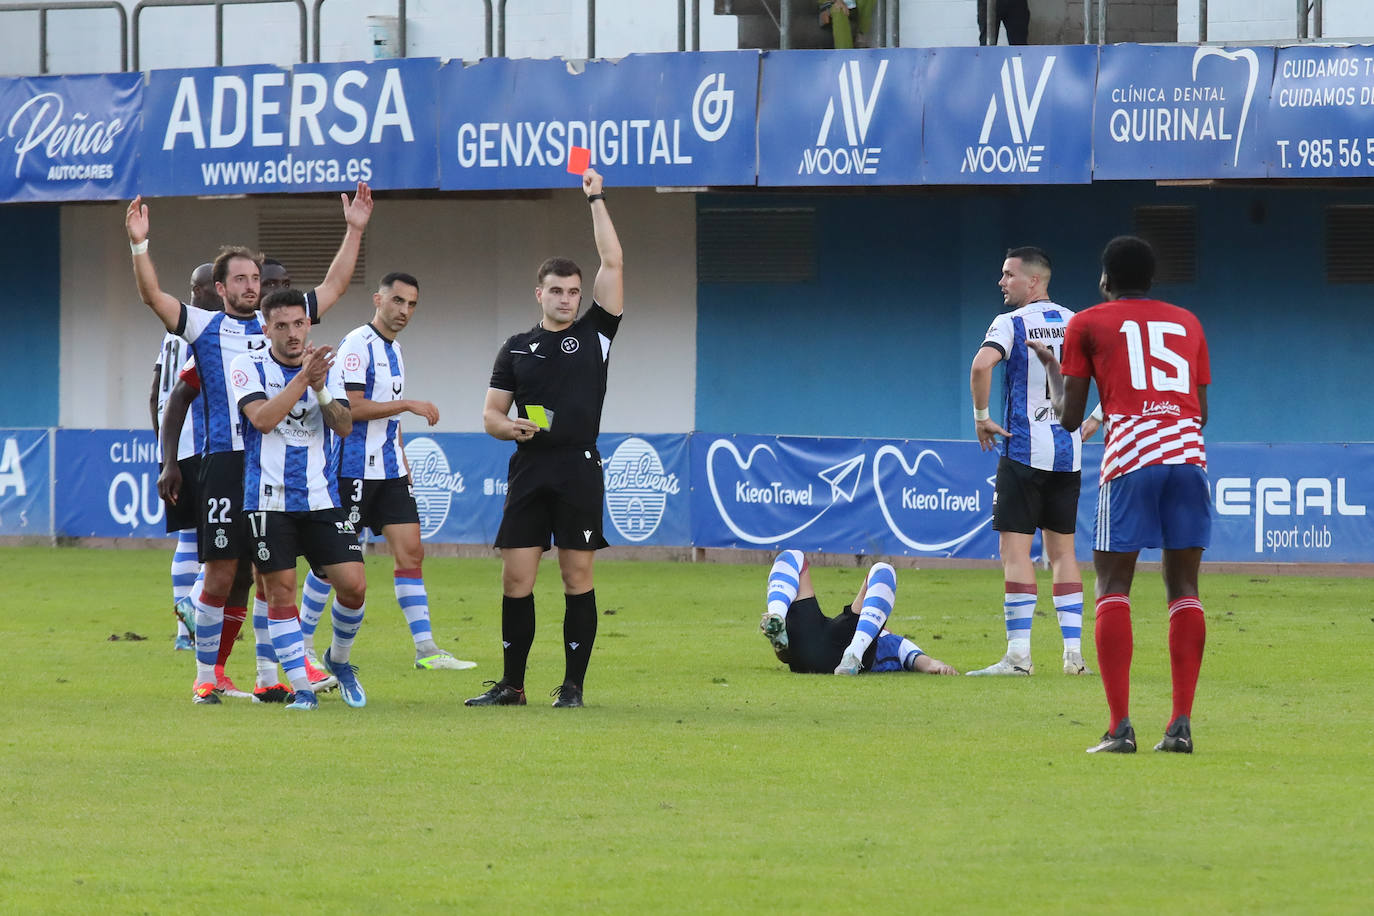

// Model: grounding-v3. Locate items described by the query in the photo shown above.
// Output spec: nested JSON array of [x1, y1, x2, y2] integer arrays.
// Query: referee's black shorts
[[494, 446, 608, 551], [164, 454, 202, 534], [991, 455, 1081, 535], [783, 598, 878, 674]]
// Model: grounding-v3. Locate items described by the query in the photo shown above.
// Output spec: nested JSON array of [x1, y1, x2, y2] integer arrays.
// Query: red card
[[566, 146, 590, 175]]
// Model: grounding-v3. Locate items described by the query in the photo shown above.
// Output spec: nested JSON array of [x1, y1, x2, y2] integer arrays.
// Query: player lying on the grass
[[758, 550, 958, 676]]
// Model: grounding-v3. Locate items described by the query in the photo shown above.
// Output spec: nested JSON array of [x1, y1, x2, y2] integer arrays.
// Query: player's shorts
[[1095, 463, 1212, 552], [247, 508, 364, 574], [163, 454, 203, 534], [197, 451, 250, 563], [992, 456, 1081, 535], [338, 476, 420, 536], [494, 446, 608, 551], [784, 598, 880, 674]]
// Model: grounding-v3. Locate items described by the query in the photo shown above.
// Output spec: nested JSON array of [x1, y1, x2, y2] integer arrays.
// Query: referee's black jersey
[[489, 301, 621, 450]]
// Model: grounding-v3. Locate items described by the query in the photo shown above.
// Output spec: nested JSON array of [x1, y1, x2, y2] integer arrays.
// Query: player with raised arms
[[126, 183, 372, 704]]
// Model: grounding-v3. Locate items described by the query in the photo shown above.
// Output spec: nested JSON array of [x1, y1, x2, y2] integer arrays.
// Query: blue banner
[[0, 429, 51, 536], [1093, 45, 1273, 179], [53, 429, 164, 538], [0, 73, 141, 202], [398, 432, 691, 547], [21, 429, 1374, 564], [691, 434, 1000, 557], [139, 58, 439, 197], [757, 49, 923, 186], [438, 52, 758, 190], [1265, 45, 1374, 177], [600, 433, 690, 547], [1075, 442, 1374, 564], [923, 45, 1096, 184]]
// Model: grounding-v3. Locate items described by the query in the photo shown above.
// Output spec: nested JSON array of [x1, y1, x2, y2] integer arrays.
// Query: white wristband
[[130, 239, 149, 255], [973, 407, 990, 422], [316, 387, 334, 406], [1090, 403, 1104, 421]]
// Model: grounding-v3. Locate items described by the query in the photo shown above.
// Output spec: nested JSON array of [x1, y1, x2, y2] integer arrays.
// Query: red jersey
[[1060, 298, 1210, 484]]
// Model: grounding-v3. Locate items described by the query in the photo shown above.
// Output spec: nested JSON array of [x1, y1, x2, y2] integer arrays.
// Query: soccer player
[[465, 168, 623, 709], [230, 288, 368, 711], [1030, 235, 1211, 755], [260, 258, 291, 294], [151, 263, 218, 650], [759, 551, 958, 676], [335, 272, 475, 671], [159, 359, 337, 699], [126, 183, 373, 704], [968, 247, 1100, 678]]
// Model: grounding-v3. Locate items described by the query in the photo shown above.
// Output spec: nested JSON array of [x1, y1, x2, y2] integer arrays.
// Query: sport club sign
[[438, 52, 758, 190], [757, 49, 924, 186], [139, 58, 439, 196]]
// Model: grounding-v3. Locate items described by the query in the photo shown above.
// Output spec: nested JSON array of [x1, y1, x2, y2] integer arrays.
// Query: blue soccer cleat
[[323, 649, 367, 708], [284, 689, 319, 711]]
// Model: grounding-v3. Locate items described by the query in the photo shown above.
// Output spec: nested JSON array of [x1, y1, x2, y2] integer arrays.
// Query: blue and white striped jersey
[[154, 332, 204, 461], [981, 300, 1082, 473], [177, 293, 317, 455], [336, 323, 406, 480], [229, 350, 345, 512]]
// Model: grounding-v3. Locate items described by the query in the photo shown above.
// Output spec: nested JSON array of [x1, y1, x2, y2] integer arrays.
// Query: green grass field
[[1, 546, 1370, 914]]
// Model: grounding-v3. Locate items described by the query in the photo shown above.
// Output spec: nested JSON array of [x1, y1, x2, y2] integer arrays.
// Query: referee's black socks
[[562, 589, 598, 689], [501, 594, 536, 689]]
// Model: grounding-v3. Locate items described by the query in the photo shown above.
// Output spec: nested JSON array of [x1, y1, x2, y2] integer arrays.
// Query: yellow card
[[525, 404, 551, 429]]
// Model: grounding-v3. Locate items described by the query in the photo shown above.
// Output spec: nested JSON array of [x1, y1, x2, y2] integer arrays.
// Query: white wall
[[1179, 0, 1374, 43], [0, 0, 744, 76], [59, 189, 697, 434]]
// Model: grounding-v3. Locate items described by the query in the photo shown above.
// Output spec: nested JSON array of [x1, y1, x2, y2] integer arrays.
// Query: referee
[[466, 168, 624, 709]]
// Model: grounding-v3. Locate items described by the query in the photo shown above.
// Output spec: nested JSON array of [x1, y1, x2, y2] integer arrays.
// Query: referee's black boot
[[464, 680, 527, 706], [550, 683, 584, 708]]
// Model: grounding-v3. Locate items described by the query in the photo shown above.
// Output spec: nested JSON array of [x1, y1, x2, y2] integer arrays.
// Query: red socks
[[1094, 594, 1133, 733], [216, 605, 247, 666], [1167, 597, 1206, 725]]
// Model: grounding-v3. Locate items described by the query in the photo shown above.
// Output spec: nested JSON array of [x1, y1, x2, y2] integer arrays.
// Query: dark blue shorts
[[1094, 463, 1212, 552]]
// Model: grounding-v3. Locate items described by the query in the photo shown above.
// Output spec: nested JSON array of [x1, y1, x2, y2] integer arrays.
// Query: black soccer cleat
[[464, 680, 527, 706], [1154, 715, 1193, 753], [1086, 718, 1137, 754], [550, 683, 584, 708]]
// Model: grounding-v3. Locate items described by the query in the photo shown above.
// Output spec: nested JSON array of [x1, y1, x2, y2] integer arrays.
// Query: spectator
[[819, 0, 876, 50], [979, 0, 1030, 46]]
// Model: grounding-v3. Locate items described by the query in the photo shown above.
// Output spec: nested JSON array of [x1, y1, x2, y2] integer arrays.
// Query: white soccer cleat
[[759, 613, 788, 651], [966, 653, 1034, 676], [416, 650, 478, 671], [834, 650, 863, 676], [1063, 650, 1093, 675]]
